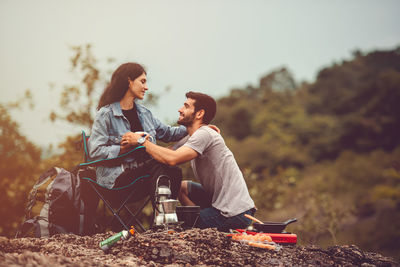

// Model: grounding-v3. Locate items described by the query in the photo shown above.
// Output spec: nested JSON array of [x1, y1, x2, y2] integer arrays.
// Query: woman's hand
[[208, 124, 221, 134], [121, 132, 143, 147], [119, 132, 147, 155]]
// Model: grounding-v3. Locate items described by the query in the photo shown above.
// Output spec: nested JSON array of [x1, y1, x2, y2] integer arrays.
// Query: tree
[[46, 44, 103, 170], [306, 48, 400, 154], [47, 44, 160, 170], [211, 49, 400, 259], [0, 103, 42, 236]]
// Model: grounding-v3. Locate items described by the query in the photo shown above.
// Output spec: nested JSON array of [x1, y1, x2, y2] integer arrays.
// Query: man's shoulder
[[182, 127, 213, 155], [190, 126, 221, 144], [202, 126, 221, 137], [193, 126, 214, 137]]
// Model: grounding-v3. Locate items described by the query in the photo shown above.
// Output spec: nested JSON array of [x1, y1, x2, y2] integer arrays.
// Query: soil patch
[[0, 228, 398, 266]]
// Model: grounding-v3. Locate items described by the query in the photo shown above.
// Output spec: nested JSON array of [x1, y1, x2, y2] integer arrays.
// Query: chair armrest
[[78, 145, 147, 168]]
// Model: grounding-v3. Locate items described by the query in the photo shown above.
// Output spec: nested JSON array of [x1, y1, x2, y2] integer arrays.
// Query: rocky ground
[[0, 228, 398, 267]]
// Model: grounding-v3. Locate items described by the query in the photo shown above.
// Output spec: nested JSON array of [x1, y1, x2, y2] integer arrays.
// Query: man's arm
[[121, 132, 198, 166], [144, 140, 198, 166]]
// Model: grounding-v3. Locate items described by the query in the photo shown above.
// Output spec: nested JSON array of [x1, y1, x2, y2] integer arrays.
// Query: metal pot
[[161, 199, 179, 224], [253, 218, 297, 233], [176, 206, 200, 229]]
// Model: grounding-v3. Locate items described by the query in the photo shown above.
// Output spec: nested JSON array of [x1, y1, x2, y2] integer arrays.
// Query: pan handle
[[283, 218, 297, 226], [244, 214, 263, 224]]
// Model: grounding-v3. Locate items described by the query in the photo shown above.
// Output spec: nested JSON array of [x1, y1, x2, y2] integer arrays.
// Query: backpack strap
[[22, 167, 59, 220], [15, 218, 37, 238], [17, 167, 63, 238], [79, 200, 85, 235]]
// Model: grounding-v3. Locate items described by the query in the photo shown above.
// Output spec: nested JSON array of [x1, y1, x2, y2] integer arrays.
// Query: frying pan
[[253, 218, 297, 233]]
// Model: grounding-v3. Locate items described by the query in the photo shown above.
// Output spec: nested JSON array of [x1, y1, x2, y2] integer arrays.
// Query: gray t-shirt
[[183, 126, 255, 217]]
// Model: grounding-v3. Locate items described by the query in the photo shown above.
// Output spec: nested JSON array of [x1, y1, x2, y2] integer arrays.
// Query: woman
[[88, 63, 187, 195]]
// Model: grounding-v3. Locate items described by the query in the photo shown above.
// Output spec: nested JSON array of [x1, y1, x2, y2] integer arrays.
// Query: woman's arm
[[154, 118, 220, 143], [88, 110, 121, 160], [152, 115, 188, 143]]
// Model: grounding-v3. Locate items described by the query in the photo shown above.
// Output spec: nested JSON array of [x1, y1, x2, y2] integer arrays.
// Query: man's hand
[[121, 132, 145, 147]]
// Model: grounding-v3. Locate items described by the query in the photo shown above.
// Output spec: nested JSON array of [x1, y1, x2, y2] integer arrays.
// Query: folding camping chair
[[75, 130, 154, 233]]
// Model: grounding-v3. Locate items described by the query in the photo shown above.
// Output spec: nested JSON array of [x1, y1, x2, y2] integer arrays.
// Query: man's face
[[177, 98, 196, 126]]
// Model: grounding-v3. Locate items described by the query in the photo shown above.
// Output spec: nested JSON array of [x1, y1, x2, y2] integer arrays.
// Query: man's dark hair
[[186, 91, 217, 124]]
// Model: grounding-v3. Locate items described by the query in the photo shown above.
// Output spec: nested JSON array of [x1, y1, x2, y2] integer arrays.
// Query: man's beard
[[177, 113, 195, 127]]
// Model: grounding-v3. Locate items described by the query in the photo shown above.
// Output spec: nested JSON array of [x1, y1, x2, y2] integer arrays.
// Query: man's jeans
[[187, 181, 255, 231]]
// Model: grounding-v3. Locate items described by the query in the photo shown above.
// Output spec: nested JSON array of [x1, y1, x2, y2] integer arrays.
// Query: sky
[[1, 0, 399, 149]]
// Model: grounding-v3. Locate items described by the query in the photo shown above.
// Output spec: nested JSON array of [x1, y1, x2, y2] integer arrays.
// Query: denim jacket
[[88, 101, 187, 188]]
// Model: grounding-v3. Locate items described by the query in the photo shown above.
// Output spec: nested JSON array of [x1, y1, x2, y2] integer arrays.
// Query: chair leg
[[89, 183, 130, 231], [116, 190, 151, 232], [113, 189, 143, 230], [89, 183, 151, 232], [124, 196, 151, 232]]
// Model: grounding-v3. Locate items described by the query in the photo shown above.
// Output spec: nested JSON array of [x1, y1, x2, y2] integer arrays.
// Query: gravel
[[0, 228, 398, 267]]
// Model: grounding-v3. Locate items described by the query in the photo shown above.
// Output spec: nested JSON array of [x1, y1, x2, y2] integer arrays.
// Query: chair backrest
[[74, 130, 91, 163], [81, 130, 90, 163]]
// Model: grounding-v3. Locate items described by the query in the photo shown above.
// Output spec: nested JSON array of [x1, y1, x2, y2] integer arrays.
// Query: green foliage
[[2, 45, 400, 260], [49, 44, 101, 129], [213, 48, 400, 259], [0, 104, 42, 236], [306, 48, 400, 154]]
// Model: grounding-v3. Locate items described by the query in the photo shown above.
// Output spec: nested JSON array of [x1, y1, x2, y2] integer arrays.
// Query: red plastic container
[[235, 229, 297, 244]]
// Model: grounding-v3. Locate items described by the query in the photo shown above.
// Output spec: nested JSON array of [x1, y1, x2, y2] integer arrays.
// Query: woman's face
[[128, 73, 148, 100]]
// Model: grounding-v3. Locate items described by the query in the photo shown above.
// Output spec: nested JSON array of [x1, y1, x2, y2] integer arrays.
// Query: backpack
[[15, 167, 85, 238]]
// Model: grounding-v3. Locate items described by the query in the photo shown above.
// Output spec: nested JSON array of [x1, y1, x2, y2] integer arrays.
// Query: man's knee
[[180, 180, 190, 196]]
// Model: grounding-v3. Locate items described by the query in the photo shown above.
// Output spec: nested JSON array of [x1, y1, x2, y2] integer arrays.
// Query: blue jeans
[[187, 181, 255, 232]]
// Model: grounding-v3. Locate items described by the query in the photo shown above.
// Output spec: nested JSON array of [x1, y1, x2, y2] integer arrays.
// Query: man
[[123, 91, 255, 231]]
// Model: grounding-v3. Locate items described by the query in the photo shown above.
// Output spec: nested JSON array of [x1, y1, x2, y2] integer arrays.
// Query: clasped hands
[[120, 125, 220, 149], [120, 132, 149, 148]]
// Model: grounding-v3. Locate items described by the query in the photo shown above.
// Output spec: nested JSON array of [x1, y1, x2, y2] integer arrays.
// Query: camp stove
[[236, 229, 297, 244], [154, 176, 172, 226], [153, 176, 180, 227]]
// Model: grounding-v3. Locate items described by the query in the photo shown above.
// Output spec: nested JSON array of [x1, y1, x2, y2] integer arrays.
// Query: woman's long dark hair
[[97, 62, 146, 110]]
